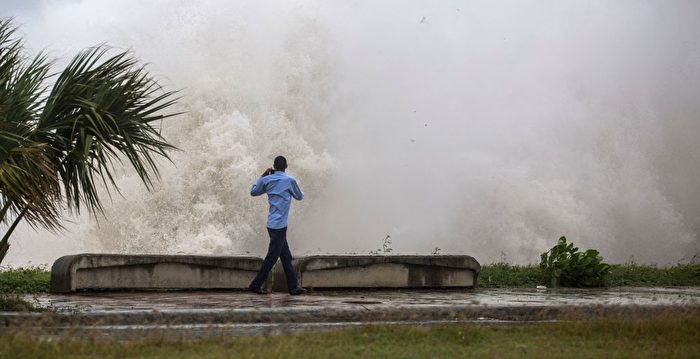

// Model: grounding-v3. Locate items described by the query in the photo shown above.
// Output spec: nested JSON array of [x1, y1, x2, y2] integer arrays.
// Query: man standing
[[248, 156, 307, 295]]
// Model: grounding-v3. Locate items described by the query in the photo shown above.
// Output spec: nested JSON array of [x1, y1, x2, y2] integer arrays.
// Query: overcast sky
[[1, 0, 41, 13]]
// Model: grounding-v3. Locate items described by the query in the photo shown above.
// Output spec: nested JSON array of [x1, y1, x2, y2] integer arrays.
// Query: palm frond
[[38, 46, 179, 214], [0, 18, 60, 229], [0, 143, 62, 230], [0, 17, 180, 237]]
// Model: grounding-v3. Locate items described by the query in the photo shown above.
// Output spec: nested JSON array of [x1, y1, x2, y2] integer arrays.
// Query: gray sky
[[1, 0, 42, 13]]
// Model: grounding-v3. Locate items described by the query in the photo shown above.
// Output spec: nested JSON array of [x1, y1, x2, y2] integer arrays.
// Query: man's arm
[[250, 176, 266, 196], [290, 179, 304, 200]]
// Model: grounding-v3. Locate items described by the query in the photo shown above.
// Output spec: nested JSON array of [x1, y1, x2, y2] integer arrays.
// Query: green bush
[[539, 236, 610, 287]]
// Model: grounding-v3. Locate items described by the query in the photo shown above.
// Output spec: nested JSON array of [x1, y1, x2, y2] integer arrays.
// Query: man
[[248, 155, 307, 295]]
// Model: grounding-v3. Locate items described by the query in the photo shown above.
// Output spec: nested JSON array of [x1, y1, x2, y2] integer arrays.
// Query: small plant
[[539, 236, 610, 287], [382, 235, 392, 253], [369, 235, 393, 255]]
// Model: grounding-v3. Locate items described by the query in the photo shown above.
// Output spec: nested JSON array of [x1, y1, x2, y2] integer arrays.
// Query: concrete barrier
[[273, 255, 480, 292], [50, 254, 263, 293]]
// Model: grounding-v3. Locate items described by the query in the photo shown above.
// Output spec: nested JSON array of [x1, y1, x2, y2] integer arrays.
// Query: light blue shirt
[[250, 171, 304, 229]]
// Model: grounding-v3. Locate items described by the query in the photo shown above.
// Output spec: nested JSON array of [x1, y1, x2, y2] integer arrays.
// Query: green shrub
[[539, 236, 610, 287]]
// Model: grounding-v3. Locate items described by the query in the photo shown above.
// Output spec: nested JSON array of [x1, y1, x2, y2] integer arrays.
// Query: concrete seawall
[[50, 254, 480, 293], [273, 255, 481, 292], [50, 254, 263, 293]]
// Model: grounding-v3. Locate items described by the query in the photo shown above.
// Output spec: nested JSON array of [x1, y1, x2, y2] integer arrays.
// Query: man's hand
[[262, 168, 273, 177]]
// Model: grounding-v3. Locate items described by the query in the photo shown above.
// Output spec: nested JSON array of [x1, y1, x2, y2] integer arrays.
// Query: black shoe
[[289, 287, 308, 295], [249, 286, 269, 295]]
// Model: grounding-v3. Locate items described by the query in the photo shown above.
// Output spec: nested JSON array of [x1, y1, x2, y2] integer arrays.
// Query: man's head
[[273, 156, 287, 171]]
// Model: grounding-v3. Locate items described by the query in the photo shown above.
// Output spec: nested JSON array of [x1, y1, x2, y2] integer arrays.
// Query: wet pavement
[[6, 287, 699, 339], [28, 286, 700, 314]]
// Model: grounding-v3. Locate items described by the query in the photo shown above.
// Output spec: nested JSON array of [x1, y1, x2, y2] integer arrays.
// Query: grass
[[606, 263, 700, 287], [479, 263, 543, 288], [0, 294, 42, 312], [478, 263, 700, 288], [0, 267, 50, 312], [1, 310, 698, 358], [0, 266, 50, 294]]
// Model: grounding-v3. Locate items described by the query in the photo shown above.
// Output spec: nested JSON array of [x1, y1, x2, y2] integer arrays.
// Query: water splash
[[4, 0, 700, 266]]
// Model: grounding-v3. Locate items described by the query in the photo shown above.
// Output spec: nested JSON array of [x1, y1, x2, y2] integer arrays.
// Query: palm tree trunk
[[0, 201, 11, 224], [0, 207, 27, 265]]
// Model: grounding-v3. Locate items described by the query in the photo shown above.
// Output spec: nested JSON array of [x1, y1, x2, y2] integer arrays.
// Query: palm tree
[[0, 19, 180, 264]]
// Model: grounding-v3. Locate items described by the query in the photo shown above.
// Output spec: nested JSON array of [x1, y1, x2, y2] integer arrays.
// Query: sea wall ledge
[[274, 255, 481, 291], [50, 254, 263, 293]]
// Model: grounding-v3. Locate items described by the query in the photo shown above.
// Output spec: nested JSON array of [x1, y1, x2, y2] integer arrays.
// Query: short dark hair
[[273, 156, 287, 170]]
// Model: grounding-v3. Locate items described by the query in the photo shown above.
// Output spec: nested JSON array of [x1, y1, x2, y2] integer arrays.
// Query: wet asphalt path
[[4, 287, 698, 339]]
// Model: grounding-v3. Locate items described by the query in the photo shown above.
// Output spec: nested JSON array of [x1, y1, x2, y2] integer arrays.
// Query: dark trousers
[[249, 227, 299, 291]]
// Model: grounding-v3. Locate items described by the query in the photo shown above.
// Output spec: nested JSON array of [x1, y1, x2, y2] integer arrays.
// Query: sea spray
[[4, 0, 699, 266]]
